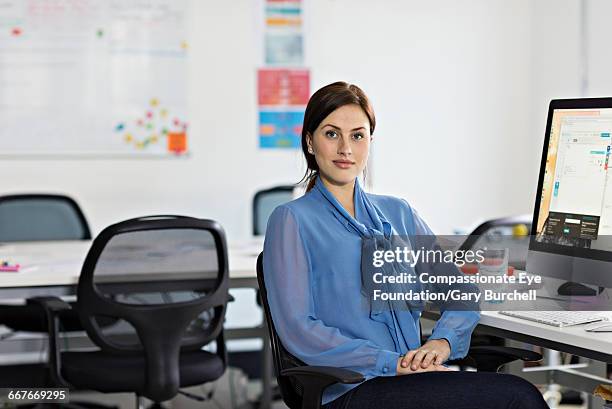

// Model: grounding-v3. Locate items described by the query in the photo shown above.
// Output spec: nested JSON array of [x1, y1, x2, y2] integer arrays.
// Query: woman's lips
[[333, 160, 354, 169]]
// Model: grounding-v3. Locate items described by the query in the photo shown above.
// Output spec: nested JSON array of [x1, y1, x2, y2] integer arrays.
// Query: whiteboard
[[0, 0, 190, 157]]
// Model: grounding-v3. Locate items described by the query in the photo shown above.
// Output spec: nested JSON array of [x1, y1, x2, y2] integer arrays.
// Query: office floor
[[70, 368, 248, 409]]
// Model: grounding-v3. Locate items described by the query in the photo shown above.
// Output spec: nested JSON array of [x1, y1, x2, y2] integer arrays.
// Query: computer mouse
[[584, 323, 612, 332], [557, 282, 597, 296]]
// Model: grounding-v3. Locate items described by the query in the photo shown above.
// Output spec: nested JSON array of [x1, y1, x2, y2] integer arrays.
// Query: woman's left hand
[[400, 339, 451, 371]]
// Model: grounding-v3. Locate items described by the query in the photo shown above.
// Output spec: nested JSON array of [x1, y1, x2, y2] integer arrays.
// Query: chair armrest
[[27, 296, 72, 312], [26, 297, 72, 387], [281, 365, 364, 384], [466, 346, 542, 372], [469, 346, 542, 362], [280, 366, 364, 409]]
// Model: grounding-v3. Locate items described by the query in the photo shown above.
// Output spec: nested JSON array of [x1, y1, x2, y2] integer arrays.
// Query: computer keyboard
[[498, 310, 606, 327]]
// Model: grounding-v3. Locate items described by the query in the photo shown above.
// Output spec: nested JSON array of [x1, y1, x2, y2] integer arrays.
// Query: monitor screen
[[532, 102, 612, 261]]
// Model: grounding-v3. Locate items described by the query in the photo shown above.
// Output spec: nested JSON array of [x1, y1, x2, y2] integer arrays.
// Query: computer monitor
[[528, 98, 612, 290]]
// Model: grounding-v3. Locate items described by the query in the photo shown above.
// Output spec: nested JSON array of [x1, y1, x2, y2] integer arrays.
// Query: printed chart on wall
[[257, 0, 309, 149], [0, 0, 190, 157], [258, 68, 309, 148]]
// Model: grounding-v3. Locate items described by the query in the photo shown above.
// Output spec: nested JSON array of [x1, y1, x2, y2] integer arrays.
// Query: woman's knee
[[495, 373, 548, 409]]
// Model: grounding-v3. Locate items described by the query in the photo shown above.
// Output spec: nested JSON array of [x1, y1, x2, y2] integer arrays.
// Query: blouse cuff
[[428, 328, 463, 361], [376, 350, 400, 376]]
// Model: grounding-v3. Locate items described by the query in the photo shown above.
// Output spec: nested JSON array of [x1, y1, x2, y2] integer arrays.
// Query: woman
[[263, 82, 548, 409]]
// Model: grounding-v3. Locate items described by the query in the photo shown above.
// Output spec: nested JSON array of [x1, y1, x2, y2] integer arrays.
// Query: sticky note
[[167, 131, 187, 154]]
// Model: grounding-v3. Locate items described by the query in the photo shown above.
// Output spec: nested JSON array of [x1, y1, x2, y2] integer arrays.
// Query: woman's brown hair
[[300, 82, 376, 191]]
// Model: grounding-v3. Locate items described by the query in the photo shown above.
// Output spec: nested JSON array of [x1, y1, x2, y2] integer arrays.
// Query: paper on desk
[[0, 263, 41, 273]]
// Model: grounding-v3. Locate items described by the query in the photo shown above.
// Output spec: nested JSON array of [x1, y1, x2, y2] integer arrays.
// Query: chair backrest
[[77, 215, 229, 402], [0, 194, 91, 242], [459, 215, 532, 269], [257, 252, 307, 409], [253, 186, 294, 235]]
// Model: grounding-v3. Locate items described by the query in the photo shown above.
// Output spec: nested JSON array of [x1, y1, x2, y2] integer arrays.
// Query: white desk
[[0, 239, 262, 289], [478, 311, 612, 363]]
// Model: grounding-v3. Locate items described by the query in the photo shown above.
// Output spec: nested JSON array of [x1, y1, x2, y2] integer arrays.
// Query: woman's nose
[[337, 136, 352, 155]]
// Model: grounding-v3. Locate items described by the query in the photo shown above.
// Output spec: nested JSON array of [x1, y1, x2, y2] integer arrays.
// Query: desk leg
[[543, 349, 562, 409], [260, 321, 273, 409], [583, 358, 607, 409]]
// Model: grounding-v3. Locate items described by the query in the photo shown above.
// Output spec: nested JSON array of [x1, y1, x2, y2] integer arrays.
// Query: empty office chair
[[31, 216, 230, 405], [228, 185, 293, 396], [460, 217, 590, 406], [454, 215, 533, 351], [458, 215, 532, 270], [253, 186, 295, 236], [256, 252, 542, 409], [0, 193, 92, 329], [0, 194, 102, 394], [0, 194, 91, 242], [0, 194, 94, 348]]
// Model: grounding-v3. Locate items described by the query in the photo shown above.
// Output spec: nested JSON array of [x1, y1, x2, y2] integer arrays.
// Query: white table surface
[[0, 239, 262, 288], [478, 310, 612, 358]]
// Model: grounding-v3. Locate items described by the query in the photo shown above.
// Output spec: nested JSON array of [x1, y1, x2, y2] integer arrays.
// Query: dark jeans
[[322, 371, 549, 409]]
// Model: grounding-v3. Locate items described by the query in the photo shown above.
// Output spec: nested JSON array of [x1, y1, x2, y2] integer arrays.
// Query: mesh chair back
[[0, 194, 90, 242], [257, 252, 306, 409], [253, 186, 294, 235], [77, 215, 229, 400]]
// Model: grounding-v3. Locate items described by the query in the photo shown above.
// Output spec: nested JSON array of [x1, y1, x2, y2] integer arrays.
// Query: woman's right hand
[[396, 357, 454, 375]]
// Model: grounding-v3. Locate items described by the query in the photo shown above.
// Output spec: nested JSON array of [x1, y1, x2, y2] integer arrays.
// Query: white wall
[[1, 0, 595, 237], [587, 0, 612, 96], [529, 0, 582, 210], [306, 0, 535, 233]]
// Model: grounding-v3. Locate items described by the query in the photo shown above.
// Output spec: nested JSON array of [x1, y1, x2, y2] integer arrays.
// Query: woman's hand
[[396, 357, 453, 375], [400, 339, 451, 371]]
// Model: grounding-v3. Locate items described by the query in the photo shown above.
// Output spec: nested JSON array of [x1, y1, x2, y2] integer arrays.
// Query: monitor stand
[[557, 281, 599, 296]]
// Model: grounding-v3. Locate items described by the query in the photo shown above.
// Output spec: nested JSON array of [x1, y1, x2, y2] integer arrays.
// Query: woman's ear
[[306, 132, 314, 154]]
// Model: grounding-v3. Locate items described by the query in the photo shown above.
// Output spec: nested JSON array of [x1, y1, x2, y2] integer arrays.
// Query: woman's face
[[307, 104, 372, 188]]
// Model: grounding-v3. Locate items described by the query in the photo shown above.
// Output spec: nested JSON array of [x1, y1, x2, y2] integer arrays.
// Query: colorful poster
[[265, 33, 303, 65], [259, 111, 303, 148], [258, 69, 309, 105], [258, 68, 309, 149], [258, 0, 308, 149], [264, 0, 303, 66]]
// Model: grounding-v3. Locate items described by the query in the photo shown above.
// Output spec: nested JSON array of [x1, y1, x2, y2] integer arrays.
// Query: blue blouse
[[263, 176, 480, 405]]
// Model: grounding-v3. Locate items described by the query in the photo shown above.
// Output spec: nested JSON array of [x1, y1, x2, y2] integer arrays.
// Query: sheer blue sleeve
[[408, 202, 480, 361], [263, 205, 400, 377]]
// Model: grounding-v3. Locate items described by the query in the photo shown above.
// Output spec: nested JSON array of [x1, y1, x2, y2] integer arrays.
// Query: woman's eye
[[325, 130, 338, 138], [353, 133, 364, 140]]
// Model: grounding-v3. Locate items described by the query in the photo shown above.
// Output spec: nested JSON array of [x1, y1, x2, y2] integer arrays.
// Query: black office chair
[[0, 193, 93, 332], [0, 194, 91, 242], [226, 185, 294, 382], [454, 215, 532, 352], [460, 216, 592, 406], [31, 216, 230, 405], [256, 252, 542, 409], [0, 194, 95, 389], [458, 215, 532, 270], [253, 186, 295, 236]]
